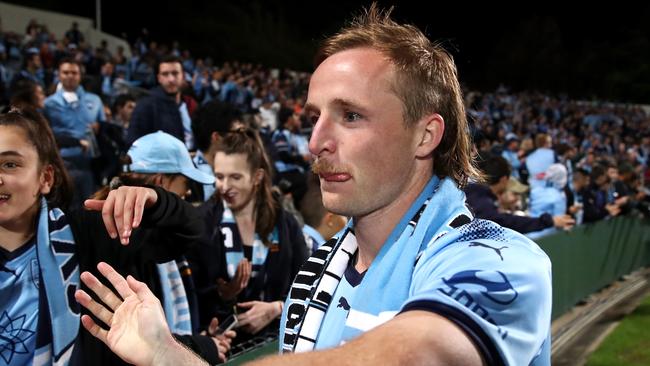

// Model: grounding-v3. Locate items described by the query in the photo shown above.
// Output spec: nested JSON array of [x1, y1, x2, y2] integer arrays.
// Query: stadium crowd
[[1, 15, 649, 365]]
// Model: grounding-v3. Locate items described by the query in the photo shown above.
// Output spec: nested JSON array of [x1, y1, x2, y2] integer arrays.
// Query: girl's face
[[0, 125, 53, 229]]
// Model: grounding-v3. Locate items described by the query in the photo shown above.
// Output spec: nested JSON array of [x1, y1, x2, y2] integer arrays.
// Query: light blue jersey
[[282, 177, 552, 365], [0, 238, 39, 365]]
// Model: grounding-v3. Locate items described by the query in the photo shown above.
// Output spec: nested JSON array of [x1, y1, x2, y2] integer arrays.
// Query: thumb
[[208, 317, 219, 335], [237, 301, 254, 308], [84, 199, 105, 211]]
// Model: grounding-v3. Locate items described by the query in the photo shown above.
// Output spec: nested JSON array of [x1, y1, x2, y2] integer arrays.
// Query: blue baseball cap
[[127, 131, 215, 185]]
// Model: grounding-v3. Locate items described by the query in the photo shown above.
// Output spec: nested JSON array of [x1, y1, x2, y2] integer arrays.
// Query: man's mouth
[[319, 172, 352, 182], [0, 193, 10, 202]]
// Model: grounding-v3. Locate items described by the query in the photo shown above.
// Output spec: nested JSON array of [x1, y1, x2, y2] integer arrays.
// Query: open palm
[[75, 262, 176, 366]]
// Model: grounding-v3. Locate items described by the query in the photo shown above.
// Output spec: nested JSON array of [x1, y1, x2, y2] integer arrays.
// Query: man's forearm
[[152, 338, 209, 366]]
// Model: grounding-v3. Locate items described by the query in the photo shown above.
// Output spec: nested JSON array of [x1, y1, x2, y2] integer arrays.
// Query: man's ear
[[210, 131, 220, 144], [415, 113, 444, 158]]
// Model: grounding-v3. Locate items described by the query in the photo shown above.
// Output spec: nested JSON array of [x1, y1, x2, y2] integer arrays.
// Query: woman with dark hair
[[0, 108, 207, 365], [8, 79, 46, 111], [188, 128, 308, 343]]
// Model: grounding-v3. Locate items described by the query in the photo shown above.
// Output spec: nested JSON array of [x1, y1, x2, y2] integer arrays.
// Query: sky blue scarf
[[219, 202, 278, 280], [33, 199, 80, 365]]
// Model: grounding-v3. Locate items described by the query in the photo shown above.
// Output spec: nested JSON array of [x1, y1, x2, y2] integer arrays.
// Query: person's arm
[[83, 185, 203, 260], [469, 192, 554, 233], [256, 310, 482, 366], [77, 263, 480, 366]]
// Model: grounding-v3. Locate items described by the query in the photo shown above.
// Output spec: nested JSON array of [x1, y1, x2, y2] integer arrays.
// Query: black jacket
[[464, 183, 554, 234], [71, 187, 221, 365], [126, 87, 184, 146], [187, 198, 309, 329]]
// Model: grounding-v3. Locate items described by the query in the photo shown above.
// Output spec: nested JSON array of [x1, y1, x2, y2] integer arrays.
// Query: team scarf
[[220, 202, 278, 281], [281, 177, 473, 353], [156, 259, 192, 335], [33, 198, 80, 365]]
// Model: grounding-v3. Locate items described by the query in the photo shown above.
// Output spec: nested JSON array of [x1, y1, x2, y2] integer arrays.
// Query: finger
[[208, 317, 219, 336], [127, 274, 157, 303], [232, 262, 244, 283], [218, 350, 227, 363], [121, 188, 138, 239], [97, 262, 136, 300], [80, 270, 124, 311], [224, 330, 236, 339], [132, 188, 147, 229], [219, 339, 231, 353], [100, 193, 118, 239], [75, 289, 114, 325], [242, 262, 252, 287], [84, 199, 105, 212], [81, 314, 109, 345], [237, 301, 254, 308], [112, 189, 127, 244]]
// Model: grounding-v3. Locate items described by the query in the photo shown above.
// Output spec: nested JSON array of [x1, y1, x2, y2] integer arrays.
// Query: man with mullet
[[76, 4, 552, 365]]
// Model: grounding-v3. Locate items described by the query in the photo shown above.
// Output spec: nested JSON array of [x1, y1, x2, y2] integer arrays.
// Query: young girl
[[0, 109, 205, 365], [188, 128, 308, 342]]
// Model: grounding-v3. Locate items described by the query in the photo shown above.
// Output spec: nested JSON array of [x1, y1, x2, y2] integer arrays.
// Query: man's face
[[119, 101, 136, 122], [59, 63, 81, 91], [157, 62, 183, 95], [306, 48, 424, 218], [30, 54, 42, 69]]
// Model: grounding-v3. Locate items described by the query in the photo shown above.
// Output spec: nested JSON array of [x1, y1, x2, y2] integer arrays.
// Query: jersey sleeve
[[402, 224, 552, 366]]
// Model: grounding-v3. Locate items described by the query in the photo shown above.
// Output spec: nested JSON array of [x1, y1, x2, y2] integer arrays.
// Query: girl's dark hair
[[0, 108, 73, 208], [214, 128, 278, 245], [9, 79, 40, 109]]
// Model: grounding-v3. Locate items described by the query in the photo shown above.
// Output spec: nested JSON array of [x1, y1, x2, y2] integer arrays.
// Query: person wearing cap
[[465, 154, 575, 234], [501, 132, 523, 179], [85, 131, 233, 365]]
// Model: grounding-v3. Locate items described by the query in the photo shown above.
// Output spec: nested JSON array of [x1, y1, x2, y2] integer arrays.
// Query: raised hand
[[84, 186, 158, 245], [75, 262, 177, 366], [216, 259, 252, 301]]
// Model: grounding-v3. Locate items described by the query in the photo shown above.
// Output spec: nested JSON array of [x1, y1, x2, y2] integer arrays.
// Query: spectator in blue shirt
[[44, 58, 105, 207]]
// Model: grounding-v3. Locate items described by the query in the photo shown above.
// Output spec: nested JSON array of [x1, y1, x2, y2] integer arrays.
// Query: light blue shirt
[[0, 239, 39, 366], [526, 148, 556, 189], [44, 86, 105, 158]]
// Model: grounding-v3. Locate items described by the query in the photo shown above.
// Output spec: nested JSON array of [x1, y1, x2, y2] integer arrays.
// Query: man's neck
[[352, 173, 431, 272], [0, 204, 39, 252]]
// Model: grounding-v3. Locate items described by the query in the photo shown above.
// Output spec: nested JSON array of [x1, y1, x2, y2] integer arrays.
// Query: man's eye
[[344, 111, 362, 122]]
